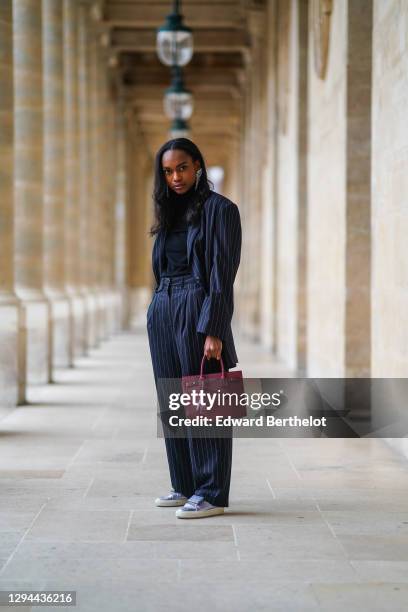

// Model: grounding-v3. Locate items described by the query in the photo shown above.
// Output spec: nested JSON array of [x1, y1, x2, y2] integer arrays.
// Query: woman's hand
[[204, 335, 223, 360]]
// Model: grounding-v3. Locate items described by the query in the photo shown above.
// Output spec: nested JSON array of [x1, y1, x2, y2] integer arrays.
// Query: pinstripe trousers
[[146, 273, 233, 507]]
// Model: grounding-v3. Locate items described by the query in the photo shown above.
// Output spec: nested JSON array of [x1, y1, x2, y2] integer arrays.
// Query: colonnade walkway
[[1, 327, 408, 611]]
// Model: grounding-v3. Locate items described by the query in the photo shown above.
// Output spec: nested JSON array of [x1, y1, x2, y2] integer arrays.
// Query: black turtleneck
[[162, 184, 195, 277]]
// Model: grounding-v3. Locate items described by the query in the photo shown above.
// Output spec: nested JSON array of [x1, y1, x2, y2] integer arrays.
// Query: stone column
[[13, 0, 49, 387], [344, 0, 372, 378], [239, 8, 267, 341], [307, 0, 371, 378], [96, 48, 105, 336], [296, 0, 309, 375], [123, 106, 136, 329], [63, 0, 85, 361], [94, 44, 117, 339], [271, 0, 309, 373], [249, 9, 267, 343], [0, 1, 20, 408], [228, 137, 241, 206], [88, 27, 101, 343], [113, 93, 129, 330], [0, 1, 15, 306], [102, 73, 120, 335], [77, 2, 97, 352], [235, 67, 251, 336], [42, 0, 71, 375], [111, 89, 121, 330], [259, 0, 278, 354], [125, 114, 152, 327], [87, 16, 109, 346]]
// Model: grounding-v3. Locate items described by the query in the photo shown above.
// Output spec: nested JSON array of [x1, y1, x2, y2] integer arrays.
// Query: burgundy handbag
[[181, 356, 246, 421]]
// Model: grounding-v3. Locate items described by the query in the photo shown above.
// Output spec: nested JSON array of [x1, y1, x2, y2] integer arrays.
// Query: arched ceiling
[[97, 0, 266, 166]]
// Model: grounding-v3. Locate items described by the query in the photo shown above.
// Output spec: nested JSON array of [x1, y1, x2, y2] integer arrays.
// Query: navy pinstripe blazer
[[151, 190, 242, 369]]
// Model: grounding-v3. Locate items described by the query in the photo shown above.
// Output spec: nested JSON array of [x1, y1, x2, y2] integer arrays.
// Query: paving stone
[[24, 510, 130, 543], [311, 582, 408, 611], [337, 534, 408, 561], [1, 557, 177, 583], [128, 522, 234, 543]]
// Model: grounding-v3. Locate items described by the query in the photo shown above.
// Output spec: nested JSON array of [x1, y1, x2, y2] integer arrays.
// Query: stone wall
[[372, 0, 408, 376]]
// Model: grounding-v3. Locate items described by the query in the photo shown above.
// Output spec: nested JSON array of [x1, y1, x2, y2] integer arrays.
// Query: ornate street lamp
[[163, 66, 193, 120], [156, 0, 193, 67], [169, 118, 191, 139]]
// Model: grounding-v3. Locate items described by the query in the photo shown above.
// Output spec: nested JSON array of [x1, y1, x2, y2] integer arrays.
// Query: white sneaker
[[175, 494, 225, 519], [155, 490, 188, 507]]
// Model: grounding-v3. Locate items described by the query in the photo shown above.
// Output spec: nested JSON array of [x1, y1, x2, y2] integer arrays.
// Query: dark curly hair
[[149, 138, 212, 236]]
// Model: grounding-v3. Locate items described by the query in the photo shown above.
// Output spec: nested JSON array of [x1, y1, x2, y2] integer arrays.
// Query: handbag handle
[[200, 355, 225, 379]]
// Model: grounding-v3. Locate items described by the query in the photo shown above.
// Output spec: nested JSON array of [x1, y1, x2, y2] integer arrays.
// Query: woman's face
[[162, 149, 201, 195]]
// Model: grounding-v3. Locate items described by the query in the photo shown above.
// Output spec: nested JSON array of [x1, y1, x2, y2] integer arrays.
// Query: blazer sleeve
[[196, 202, 242, 340]]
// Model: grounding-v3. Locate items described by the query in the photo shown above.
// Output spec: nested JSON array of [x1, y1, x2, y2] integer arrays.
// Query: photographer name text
[[168, 415, 327, 428]]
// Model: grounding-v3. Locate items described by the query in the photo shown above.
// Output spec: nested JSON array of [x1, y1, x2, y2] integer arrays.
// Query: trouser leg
[[185, 358, 233, 507], [170, 283, 233, 507], [147, 289, 195, 498]]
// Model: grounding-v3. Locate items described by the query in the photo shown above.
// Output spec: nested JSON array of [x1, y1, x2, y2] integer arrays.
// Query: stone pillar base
[[69, 294, 87, 360], [91, 290, 125, 341], [19, 299, 49, 386], [112, 289, 124, 333], [0, 300, 19, 415], [84, 291, 99, 350], [103, 290, 122, 336], [120, 287, 131, 330], [128, 286, 151, 329], [238, 293, 261, 343], [91, 292, 104, 343], [48, 297, 71, 370]]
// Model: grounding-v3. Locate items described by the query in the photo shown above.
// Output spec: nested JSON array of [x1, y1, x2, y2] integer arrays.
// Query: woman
[[146, 138, 242, 519]]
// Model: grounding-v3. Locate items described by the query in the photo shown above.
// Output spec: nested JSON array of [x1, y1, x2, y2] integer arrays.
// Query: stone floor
[[1, 327, 408, 611]]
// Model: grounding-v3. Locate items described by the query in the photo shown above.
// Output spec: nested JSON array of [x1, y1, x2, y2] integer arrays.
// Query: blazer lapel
[[155, 228, 167, 279], [187, 224, 200, 265]]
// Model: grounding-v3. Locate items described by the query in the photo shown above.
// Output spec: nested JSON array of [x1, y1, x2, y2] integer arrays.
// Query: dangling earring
[[166, 184, 169, 197], [195, 168, 203, 191]]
